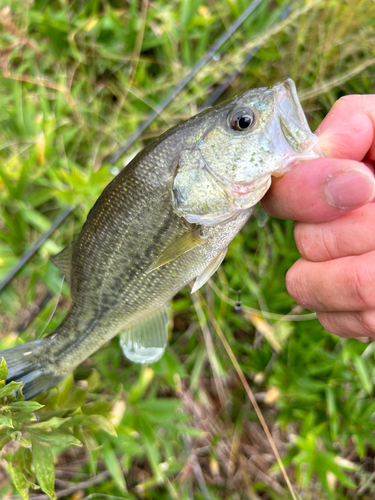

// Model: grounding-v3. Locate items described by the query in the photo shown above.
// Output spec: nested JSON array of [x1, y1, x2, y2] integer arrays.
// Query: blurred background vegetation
[[0, 0, 375, 499]]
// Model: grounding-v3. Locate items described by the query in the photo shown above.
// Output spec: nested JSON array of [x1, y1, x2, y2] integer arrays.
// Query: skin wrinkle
[[287, 252, 375, 313], [320, 222, 336, 261], [353, 259, 375, 310], [285, 263, 309, 308], [359, 310, 375, 336], [294, 223, 309, 259], [296, 205, 375, 262], [296, 222, 336, 262], [317, 310, 375, 338]]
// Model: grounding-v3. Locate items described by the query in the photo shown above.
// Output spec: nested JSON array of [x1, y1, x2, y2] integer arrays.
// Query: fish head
[[173, 78, 322, 225]]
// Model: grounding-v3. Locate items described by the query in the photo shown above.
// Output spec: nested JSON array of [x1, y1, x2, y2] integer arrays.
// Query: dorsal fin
[[50, 242, 73, 285]]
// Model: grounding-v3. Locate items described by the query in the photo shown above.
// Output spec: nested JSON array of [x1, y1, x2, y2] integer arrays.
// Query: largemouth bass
[[2, 79, 321, 399]]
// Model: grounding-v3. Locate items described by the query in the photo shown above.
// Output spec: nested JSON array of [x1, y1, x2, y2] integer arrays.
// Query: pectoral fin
[[51, 242, 74, 285], [147, 228, 208, 272], [120, 305, 170, 363], [191, 247, 228, 293]]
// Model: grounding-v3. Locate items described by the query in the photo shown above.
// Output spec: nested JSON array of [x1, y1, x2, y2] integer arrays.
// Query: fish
[[1, 78, 321, 399]]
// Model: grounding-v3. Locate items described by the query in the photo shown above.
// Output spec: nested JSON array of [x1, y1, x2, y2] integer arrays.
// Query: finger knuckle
[[286, 262, 311, 307], [353, 261, 375, 309], [294, 224, 336, 262], [317, 312, 337, 334], [293, 224, 309, 258], [320, 224, 337, 261], [358, 311, 375, 335], [285, 266, 300, 301]]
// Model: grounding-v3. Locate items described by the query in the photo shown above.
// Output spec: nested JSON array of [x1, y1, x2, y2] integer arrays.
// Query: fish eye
[[229, 108, 255, 132]]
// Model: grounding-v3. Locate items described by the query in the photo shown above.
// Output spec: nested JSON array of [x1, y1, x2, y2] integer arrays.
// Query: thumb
[[262, 158, 375, 223], [316, 96, 375, 161]]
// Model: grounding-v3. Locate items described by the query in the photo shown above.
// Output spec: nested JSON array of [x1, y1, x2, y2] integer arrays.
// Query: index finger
[[317, 95, 375, 161]]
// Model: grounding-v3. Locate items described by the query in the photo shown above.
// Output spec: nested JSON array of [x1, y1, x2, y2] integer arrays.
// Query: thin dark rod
[[201, 48, 259, 108], [11, 42, 267, 333], [12, 49, 259, 330], [106, 0, 265, 165], [3, 0, 293, 305], [0, 0, 265, 296], [0, 206, 73, 292], [202, 5, 292, 108]]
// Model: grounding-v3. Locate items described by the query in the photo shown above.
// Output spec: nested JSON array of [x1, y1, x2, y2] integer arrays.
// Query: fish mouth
[[267, 78, 323, 173], [274, 78, 310, 133]]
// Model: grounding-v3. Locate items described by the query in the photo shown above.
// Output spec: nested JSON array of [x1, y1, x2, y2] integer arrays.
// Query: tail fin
[[1, 339, 64, 400]]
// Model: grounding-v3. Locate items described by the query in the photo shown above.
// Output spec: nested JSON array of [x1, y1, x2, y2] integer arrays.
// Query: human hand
[[262, 96, 375, 341]]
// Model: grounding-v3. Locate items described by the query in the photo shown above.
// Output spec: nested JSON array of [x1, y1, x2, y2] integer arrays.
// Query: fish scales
[[32, 122, 240, 366], [1, 79, 322, 398]]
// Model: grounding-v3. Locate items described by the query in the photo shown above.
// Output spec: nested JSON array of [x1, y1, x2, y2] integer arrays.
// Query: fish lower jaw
[[273, 140, 324, 176], [230, 176, 272, 208], [230, 181, 269, 195]]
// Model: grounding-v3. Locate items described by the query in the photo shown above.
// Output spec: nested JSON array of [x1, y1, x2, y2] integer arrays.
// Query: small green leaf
[[353, 355, 372, 395], [31, 430, 82, 448], [3, 400, 44, 425], [81, 400, 112, 416], [11, 431, 32, 448], [0, 380, 22, 398], [89, 414, 117, 437], [102, 442, 127, 492], [86, 369, 101, 391], [79, 429, 99, 450], [31, 437, 56, 500], [31, 417, 66, 430], [7, 463, 35, 500], [0, 358, 8, 382], [8, 401, 44, 412], [0, 434, 11, 450], [17, 384, 25, 402], [0, 412, 13, 428]]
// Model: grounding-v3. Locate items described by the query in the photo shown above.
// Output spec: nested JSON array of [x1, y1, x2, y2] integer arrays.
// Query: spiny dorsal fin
[[50, 242, 73, 285], [191, 247, 227, 293], [147, 228, 208, 273], [119, 305, 170, 363]]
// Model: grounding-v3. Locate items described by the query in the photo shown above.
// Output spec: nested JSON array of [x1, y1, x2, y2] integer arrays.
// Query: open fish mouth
[[274, 78, 310, 134], [271, 78, 322, 163]]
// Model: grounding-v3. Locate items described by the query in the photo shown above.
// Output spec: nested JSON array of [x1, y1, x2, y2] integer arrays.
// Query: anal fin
[[191, 247, 228, 293], [147, 228, 207, 272], [120, 305, 170, 363]]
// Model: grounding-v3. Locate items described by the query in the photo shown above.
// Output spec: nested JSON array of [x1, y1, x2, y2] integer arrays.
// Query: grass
[[0, 0, 375, 498]]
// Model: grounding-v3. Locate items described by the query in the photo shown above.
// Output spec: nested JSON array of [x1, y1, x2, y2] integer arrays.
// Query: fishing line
[[37, 275, 65, 339], [209, 279, 317, 321], [196, 290, 299, 500]]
